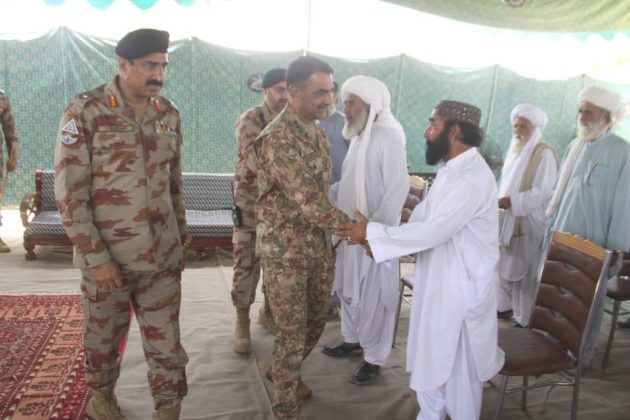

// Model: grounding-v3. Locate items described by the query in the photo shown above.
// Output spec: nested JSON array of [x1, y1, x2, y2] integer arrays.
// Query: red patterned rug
[[0, 294, 128, 419]]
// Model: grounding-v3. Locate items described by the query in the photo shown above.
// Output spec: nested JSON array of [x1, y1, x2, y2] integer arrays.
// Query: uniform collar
[[106, 76, 162, 121], [261, 101, 278, 125], [284, 105, 319, 139]]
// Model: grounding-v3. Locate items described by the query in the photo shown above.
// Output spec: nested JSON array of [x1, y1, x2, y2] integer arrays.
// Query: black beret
[[261, 68, 287, 89], [115, 29, 169, 59]]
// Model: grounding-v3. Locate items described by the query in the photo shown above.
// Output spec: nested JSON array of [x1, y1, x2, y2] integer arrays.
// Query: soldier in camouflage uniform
[[254, 56, 352, 419], [53, 29, 187, 420], [0, 90, 19, 252], [232, 68, 288, 354]]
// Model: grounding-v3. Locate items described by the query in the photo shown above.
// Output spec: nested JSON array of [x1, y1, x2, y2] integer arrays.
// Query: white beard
[[508, 134, 527, 155], [342, 106, 369, 139], [577, 119, 608, 141]]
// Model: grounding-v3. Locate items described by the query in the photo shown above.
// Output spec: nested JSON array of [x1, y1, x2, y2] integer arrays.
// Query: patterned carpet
[[0, 294, 127, 419]]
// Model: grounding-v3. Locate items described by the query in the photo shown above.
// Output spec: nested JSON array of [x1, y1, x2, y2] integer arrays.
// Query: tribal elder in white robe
[[337, 100, 504, 420], [547, 86, 630, 353], [497, 104, 558, 327], [322, 75, 408, 385]]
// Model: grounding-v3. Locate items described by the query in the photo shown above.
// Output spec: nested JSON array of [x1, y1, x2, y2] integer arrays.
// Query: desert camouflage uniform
[[232, 101, 276, 308], [0, 90, 19, 226], [254, 105, 352, 418], [53, 77, 188, 409]]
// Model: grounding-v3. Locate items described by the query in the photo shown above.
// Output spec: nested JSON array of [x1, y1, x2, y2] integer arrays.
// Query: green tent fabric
[[383, 0, 630, 32], [0, 28, 628, 206]]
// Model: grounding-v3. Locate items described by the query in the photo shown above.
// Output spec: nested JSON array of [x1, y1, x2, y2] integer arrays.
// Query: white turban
[[338, 75, 404, 215], [342, 75, 391, 115], [578, 86, 625, 122], [510, 103, 548, 130]]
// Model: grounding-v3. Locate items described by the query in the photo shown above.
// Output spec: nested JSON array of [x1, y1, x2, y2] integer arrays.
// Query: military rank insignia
[[107, 95, 119, 108], [152, 98, 162, 112]]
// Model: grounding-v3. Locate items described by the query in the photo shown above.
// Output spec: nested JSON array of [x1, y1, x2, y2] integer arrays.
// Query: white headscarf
[[338, 75, 404, 216], [547, 86, 625, 217], [499, 104, 547, 246]]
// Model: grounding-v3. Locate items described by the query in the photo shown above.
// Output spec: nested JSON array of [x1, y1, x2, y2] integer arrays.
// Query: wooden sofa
[[20, 170, 235, 260]]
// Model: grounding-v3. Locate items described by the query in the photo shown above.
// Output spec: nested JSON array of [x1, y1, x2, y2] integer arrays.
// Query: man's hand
[[498, 196, 511, 210], [89, 260, 123, 290], [335, 209, 368, 245]]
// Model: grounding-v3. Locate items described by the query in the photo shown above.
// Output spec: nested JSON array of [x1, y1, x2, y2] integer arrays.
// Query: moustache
[[146, 80, 163, 87], [317, 104, 328, 110]]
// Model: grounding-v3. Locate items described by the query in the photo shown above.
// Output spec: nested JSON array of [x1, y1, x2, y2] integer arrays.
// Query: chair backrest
[[400, 175, 427, 224], [183, 173, 234, 211], [529, 231, 616, 359], [39, 169, 58, 211]]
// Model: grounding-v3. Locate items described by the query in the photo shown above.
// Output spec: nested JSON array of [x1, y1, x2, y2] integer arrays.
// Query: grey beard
[[342, 107, 369, 139], [577, 119, 608, 141]]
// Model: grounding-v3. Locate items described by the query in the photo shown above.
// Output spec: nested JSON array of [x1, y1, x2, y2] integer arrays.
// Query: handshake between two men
[[335, 210, 372, 258]]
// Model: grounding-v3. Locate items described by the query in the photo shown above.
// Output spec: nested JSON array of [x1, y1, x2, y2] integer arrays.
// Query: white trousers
[[340, 291, 396, 366], [496, 274, 538, 327], [496, 277, 514, 313], [416, 328, 482, 420]]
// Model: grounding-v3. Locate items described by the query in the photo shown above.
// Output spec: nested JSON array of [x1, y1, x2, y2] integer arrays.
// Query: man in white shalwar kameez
[[546, 86, 630, 350], [337, 100, 504, 419], [496, 104, 558, 327], [322, 75, 409, 385]]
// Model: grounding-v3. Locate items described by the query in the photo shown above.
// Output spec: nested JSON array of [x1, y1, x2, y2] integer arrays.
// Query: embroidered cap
[[435, 100, 481, 127]]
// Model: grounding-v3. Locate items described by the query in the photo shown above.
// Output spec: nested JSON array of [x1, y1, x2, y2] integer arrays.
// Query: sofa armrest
[[20, 193, 40, 228]]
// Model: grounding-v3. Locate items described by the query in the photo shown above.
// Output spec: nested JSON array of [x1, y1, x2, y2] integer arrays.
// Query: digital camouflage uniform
[[232, 101, 276, 308], [254, 105, 352, 418], [53, 77, 188, 409], [0, 90, 19, 226]]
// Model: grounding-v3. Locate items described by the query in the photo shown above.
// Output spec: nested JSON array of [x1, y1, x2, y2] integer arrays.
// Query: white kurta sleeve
[[367, 181, 485, 263], [510, 148, 558, 217]]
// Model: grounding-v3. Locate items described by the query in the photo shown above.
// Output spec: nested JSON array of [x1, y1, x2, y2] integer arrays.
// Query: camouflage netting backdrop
[[1, 28, 629, 205]]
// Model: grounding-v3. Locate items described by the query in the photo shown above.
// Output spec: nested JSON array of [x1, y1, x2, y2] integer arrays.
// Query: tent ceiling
[[382, 0, 630, 32]]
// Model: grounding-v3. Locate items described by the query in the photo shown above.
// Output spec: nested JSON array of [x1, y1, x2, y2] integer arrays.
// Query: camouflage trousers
[[261, 256, 333, 418], [80, 267, 188, 409], [231, 229, 267, 309]]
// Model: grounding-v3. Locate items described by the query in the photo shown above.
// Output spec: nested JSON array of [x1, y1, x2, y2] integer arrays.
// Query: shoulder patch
[[60, 134, 78, 145], [61, 119, 79, 135]]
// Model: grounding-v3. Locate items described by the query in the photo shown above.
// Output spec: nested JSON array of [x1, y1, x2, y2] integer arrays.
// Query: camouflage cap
[[116, 28, 169, 59], [261, 68, 287, 89], [436, 100, 481, 127]]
